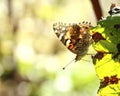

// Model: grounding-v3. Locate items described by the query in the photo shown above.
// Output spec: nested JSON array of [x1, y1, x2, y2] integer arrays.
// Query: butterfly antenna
[[62, 59, 76, 70]]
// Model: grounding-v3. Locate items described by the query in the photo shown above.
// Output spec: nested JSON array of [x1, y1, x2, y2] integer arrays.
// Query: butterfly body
[[53, 22, 92, 61]]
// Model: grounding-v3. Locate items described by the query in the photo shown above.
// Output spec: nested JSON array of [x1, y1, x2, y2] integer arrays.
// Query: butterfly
[[108, 3, 120, 15], [53, 22, 92, 69]]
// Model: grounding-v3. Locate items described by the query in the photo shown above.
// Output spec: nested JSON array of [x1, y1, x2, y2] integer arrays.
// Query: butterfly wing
[[53, 22, 69, 46], [53, 22, 92, 61]]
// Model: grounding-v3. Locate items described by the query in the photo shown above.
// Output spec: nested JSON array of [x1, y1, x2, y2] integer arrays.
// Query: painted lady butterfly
[[53, 22, 92, 69], [109, 3, 120, 15]]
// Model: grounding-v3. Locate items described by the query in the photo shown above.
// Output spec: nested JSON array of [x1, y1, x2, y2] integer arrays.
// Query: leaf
[[90, 15, 120, 95]]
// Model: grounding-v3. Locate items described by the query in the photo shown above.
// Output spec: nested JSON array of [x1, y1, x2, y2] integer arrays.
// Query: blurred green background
[[0, 0, 119, 96]]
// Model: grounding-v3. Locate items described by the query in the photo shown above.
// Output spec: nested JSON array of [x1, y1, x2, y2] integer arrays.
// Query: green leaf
[[90, 15, 120, 95]]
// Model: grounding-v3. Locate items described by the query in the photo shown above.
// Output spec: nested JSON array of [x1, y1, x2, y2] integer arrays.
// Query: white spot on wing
[[59, 33, 64, 40], [66, 39, 71, 47]]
